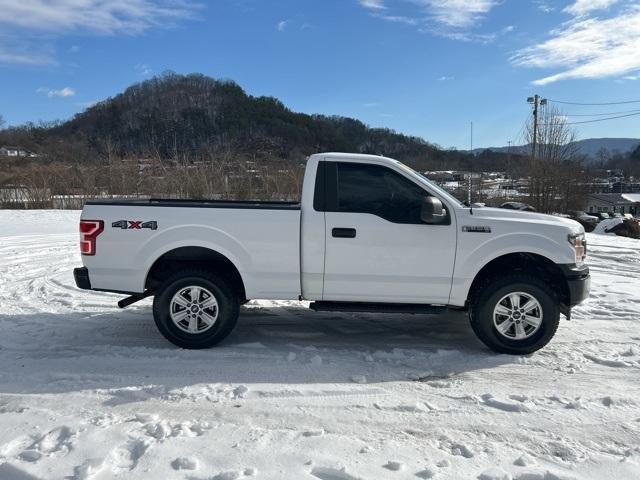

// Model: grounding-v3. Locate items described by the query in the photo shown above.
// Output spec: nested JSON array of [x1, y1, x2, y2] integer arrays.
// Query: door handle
[[332, 228, 356, 238]]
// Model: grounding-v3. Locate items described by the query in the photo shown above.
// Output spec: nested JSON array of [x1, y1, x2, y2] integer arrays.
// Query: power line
[[566, 111, 640, 124], [549, 98, 640, 106], [513, 111, 531, 146], [540, 111, 640, 126], [564, 108, 640, 117]]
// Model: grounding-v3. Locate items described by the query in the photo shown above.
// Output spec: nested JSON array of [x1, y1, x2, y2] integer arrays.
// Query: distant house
[[586, 193, 640, 215], [0, 146, 38, 157], [0, 146, 21, 157]]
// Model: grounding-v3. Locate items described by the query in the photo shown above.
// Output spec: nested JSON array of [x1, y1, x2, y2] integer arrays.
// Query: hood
[[471, 207, 584, 233]]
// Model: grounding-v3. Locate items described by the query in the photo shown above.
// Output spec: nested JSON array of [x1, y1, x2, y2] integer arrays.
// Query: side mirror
[[421, 196, 446, 224]]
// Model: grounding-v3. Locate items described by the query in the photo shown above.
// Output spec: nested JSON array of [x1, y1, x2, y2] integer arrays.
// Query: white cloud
[[277, 20, 288, 31], [0, 0, 199, 65], [564, 0, 619, 16], [357, 0, 501, 42], [37, 86, 76, 97], [373, 13, 419, 25], [438, 75, 454, 81], [359, 0, 386, 10], [536, 1, 555, 13], [0, 0, 199, 34], [135, 63, 152, 76], [0, 37, 57, 65], [420, 0, 499, 29], [0, 49, 54, 65], [427, 28, 497, 43], [512, 6, 640, 85]]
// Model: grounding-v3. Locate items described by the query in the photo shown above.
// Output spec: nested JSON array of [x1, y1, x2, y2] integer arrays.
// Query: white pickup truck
[[74, 153, 590, 354]]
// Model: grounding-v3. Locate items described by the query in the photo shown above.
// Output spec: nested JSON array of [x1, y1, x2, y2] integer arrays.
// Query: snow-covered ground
[[0, 210, 639, 480]]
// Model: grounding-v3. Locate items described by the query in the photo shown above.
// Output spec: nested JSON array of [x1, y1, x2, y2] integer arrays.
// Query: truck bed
[[80, 200, 302, 299]]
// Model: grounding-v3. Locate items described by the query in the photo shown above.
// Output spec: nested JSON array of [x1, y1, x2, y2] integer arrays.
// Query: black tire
[[152, 269, 239, 349], [469, 274, 560, 355]]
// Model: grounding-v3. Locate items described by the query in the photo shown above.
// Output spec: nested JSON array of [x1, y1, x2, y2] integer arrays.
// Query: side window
[[335, 162, 431, 224]]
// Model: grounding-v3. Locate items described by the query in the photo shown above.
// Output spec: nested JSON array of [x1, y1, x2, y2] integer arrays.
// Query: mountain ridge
[[471, 137, 640, 161]]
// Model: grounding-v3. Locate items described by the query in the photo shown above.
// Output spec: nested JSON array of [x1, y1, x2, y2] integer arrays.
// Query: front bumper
[[73, 267, 92, 290], [560, 263, 590, 307]]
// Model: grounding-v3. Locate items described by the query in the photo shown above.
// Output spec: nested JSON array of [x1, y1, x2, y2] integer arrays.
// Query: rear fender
[[138, 225, 251, 294]]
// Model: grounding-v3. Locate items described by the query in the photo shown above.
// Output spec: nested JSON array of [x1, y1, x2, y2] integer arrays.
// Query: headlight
[[568, 233, 587, 264]]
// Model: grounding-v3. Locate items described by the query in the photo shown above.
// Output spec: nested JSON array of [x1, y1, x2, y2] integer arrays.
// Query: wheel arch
[[145, 246, 247, 303], [466, 252, 570, 309]]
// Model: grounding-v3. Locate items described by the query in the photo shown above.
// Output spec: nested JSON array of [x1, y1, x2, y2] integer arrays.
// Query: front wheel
[[152, 270, 239, 349], [470, 274, 560, 355]]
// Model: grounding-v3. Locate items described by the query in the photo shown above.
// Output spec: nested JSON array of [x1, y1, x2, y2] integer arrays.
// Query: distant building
[[586, 193, 640, 215], [611, 181, 640, 193], [0, 146, 38, 158], [0, 146, 22, 157]]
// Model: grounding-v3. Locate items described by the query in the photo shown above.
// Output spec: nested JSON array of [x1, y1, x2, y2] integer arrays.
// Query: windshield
[[392, 160, 466, 208]]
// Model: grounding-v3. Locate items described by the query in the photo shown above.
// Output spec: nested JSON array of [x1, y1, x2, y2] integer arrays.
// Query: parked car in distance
[[74, 152, 590, 355], [612, 212, 623, 218], [567, 210, 598, 232], [500, 201, 536, 212], [595, 212, 610, 220], [568, 211, 598, 223]]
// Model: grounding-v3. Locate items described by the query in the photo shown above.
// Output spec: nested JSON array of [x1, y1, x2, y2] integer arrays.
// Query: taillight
[[80, 220, 104, 256]]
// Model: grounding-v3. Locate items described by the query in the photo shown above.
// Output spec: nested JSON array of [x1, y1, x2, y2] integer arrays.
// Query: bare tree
[[524, 105, 587, 213], [595, 147, 610, 168]]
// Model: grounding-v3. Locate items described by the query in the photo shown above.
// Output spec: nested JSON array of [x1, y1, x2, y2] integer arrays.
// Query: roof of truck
[[311, 152, 396, 163]]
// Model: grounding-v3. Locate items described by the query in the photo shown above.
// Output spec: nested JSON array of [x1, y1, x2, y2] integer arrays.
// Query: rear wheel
[[470, 274, 560, 355], [152, 270, 239, 349]]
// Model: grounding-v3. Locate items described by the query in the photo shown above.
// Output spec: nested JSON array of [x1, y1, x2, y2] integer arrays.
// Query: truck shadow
[[0, 302, 516, 399]]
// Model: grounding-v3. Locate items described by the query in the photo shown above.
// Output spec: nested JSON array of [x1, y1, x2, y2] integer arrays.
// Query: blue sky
[[0, 0, 639, 149]]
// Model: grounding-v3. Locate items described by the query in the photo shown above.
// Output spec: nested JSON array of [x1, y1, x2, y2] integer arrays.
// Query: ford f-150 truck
[[74, 153, 590, 354]]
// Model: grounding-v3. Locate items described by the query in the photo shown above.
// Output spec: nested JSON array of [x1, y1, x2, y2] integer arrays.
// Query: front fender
[[449, 232, 573, 306]]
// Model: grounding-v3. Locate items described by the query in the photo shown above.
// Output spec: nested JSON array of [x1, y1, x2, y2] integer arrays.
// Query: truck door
[[321, 160, 456, 304]]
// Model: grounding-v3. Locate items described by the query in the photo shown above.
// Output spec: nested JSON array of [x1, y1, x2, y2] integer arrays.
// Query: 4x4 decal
[[112, 220, 158, 230]]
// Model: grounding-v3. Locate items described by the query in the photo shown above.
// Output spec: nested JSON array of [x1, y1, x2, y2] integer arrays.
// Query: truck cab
[[75, 153, 590, 354]]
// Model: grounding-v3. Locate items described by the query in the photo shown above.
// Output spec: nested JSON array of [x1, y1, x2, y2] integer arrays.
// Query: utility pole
[[527, 95, 547, 167], [507, 139, 512, 184], [529, 94, 539, 169], [527, 95, 547, 208], [468, 121, 473, 207]]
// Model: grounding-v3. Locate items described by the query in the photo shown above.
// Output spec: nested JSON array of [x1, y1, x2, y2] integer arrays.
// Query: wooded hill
[[55, 72, 451, 162], [1, 72, 521, 171]]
